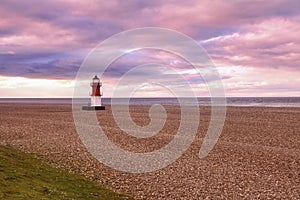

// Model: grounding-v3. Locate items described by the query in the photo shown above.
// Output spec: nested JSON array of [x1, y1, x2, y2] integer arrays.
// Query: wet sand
[[0, 103, 299, 199]]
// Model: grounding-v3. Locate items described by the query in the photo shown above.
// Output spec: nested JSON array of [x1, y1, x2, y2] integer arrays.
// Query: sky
[[0, 0, 300, 97]]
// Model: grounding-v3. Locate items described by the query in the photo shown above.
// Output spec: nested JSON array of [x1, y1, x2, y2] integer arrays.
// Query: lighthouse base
[[82, 105, 105, 110]]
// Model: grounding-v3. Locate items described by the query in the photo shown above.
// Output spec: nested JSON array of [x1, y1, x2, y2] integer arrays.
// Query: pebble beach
[[0, 103, 299, 199]]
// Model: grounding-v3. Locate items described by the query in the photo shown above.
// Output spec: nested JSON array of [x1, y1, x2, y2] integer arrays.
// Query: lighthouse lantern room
[[82, 75, 105, 110]]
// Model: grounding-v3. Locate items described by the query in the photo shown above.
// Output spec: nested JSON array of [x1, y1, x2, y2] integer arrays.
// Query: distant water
[[1, 97, 300, 107]]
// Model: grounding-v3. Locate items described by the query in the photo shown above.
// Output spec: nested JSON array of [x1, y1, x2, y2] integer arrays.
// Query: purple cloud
[[0, 0, 300, 96]]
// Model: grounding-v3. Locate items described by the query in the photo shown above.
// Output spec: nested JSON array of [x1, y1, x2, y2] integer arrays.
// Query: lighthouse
[[82, 75, 105, 110]]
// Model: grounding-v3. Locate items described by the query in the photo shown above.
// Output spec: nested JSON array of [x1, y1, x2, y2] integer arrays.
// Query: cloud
[[0, 52, 82, 79], [203, 17, 300, 70], [0, 75, 75, 97], [0, 0, 299, 96]]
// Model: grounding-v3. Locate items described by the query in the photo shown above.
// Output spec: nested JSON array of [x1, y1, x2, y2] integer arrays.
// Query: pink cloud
[[0, 0, 299, 97], [204, 17, 300, 70]]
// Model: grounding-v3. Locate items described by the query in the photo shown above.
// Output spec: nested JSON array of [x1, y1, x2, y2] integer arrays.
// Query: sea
[[0, 97, 300, 107]]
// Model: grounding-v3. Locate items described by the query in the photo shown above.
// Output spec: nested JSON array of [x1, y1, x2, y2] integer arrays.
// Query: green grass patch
[[0, 145, 132, 200]]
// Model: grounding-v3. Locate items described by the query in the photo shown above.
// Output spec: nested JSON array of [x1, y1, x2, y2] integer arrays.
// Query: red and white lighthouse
[[90, 75, 102, 106], [82, 75, 105, 110]]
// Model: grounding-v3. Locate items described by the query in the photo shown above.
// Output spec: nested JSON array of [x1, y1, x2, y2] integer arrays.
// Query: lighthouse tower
[[90, 75, 102, 106], [82, 75, 105, 110]]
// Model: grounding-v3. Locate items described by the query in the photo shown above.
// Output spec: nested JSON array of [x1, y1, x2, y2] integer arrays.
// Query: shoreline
[[2, 102, 300, 109], [1, 97, 300, 108]]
